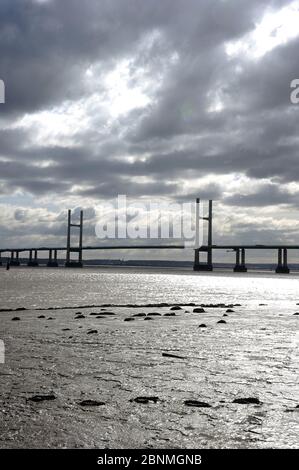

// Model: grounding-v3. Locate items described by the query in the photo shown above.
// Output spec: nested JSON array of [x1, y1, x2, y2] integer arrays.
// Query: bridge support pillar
[[10, 251, 20, 266], [47, 249, 58, 267], [28, 249, 39, 267], [276, 248, 289, 273], [234, 248, 247, 272]]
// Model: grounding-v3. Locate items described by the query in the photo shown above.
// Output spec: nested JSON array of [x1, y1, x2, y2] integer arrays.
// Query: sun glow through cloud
[[226, 1, 299, 59]]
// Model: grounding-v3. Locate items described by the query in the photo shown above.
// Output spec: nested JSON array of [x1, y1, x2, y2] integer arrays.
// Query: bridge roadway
[[1, 244, 299, 253]]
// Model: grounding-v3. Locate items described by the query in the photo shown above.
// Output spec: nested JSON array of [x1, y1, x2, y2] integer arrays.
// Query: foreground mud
[[0, 302, 298, 448]]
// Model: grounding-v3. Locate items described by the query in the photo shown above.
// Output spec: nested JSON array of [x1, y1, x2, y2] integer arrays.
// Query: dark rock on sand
[[223, 314, 228, 317], [87, 329, 98, 334], [130, 396, 159, 404], [198, 324, 207, 328], [217, 320, 227, 324], [170, 306, 182, 311], [78, 400, 105, 406], [193, 308, 205, 313], [11, 317, 20, 321], [16, 307, 26, 311], [75, 314, 85, 319], [162, 352, 185, 359], [164, 312, 176, 316], [100, 312, 115, 315], [62, 328, 71, 331], [293, 312, 299, 315], [184, 400, 211, 408], [124, 317, 134, 322], [226, 309, 234, 313], [38, 315, 45, 319], [147, 312, 161, 316], [133, 313, 146, 317], [89, 312, 100, 316], [144, 317, 153, 320], [28, 394, 56, 402], [47, 317, 54, 320], [96, 315, 105, 318], [233, 397, 261, 405]]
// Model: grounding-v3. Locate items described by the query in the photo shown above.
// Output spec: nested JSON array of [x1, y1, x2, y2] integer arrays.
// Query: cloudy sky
[[1, 0, 299, 262]]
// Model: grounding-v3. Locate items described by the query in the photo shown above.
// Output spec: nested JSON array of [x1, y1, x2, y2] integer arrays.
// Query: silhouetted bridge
[[0, 203, 296, 273]]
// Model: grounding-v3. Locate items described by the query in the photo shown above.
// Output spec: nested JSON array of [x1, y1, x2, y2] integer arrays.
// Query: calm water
[[0, 267, 298, 448], [1, 266, 299, 309]]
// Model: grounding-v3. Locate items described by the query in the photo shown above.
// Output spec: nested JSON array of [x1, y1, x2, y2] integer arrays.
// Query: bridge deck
[[1, 244, 299, 253]]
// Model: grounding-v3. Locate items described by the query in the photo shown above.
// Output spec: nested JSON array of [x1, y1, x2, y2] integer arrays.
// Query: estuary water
[[0, 267, 298, 448]]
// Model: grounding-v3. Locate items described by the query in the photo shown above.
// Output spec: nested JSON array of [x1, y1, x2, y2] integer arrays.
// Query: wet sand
[[0, 299, 298, 448]]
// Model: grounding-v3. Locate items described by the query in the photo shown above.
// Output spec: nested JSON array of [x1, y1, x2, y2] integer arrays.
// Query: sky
[[1, 0, 299, 262]]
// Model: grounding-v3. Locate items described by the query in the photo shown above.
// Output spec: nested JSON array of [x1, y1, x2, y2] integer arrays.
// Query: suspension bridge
[[0, 200, 296, 273]]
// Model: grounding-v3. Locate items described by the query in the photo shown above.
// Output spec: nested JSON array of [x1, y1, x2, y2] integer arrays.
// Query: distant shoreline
[[2, 257, 299, 272]]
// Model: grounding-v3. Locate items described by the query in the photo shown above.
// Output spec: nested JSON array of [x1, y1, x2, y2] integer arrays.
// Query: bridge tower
[[193, 198, 213, 271], [65, 209, 83, 268]]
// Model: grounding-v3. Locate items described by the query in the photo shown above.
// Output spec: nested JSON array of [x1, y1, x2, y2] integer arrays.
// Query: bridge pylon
[[65, 209, 83, 268], [193, 199, 213, 271]]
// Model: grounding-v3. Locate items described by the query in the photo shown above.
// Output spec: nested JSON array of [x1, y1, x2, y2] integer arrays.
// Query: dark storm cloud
[[224, 183, 299, 207], [0, 0, 299, 216]]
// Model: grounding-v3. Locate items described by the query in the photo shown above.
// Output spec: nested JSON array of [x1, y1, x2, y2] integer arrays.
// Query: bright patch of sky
[[226, 1, 299, 59]]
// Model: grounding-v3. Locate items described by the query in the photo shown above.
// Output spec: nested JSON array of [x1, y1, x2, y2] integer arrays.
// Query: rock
[[28, 394, 56, 402], [164, 312, 176, 316], [47, 317, 54, 320], [147, 312, 161, 316], [75, 314, 85, 319], [100, 312, 115, 315], [133, 313, 146, 317], [96, 315, 105, 318], [293, 312, 299, 315], [233, 397, 261, 405], [89, 312, 100, 316], [38, 315, 45, 319], [193, 308, 205, 313], [170, 306, 182, 311], [184, 400, 211, 408], [62, 328, 71, 331], [259, 303, 267, 306], [217, 320, 226, 324], [223, 314, 228, 317], [162, 352, 185, 359], [144, 317, 153, 320], [124, 317, 134, 322], [16, 307, 26, 311], [87, 329, 98, 334], [226, 309, 234, 313], [78, 400, 105, 406], [11, 317, 20, 321], [198, 324, 207, 328], [130, 396, 159, 404]]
